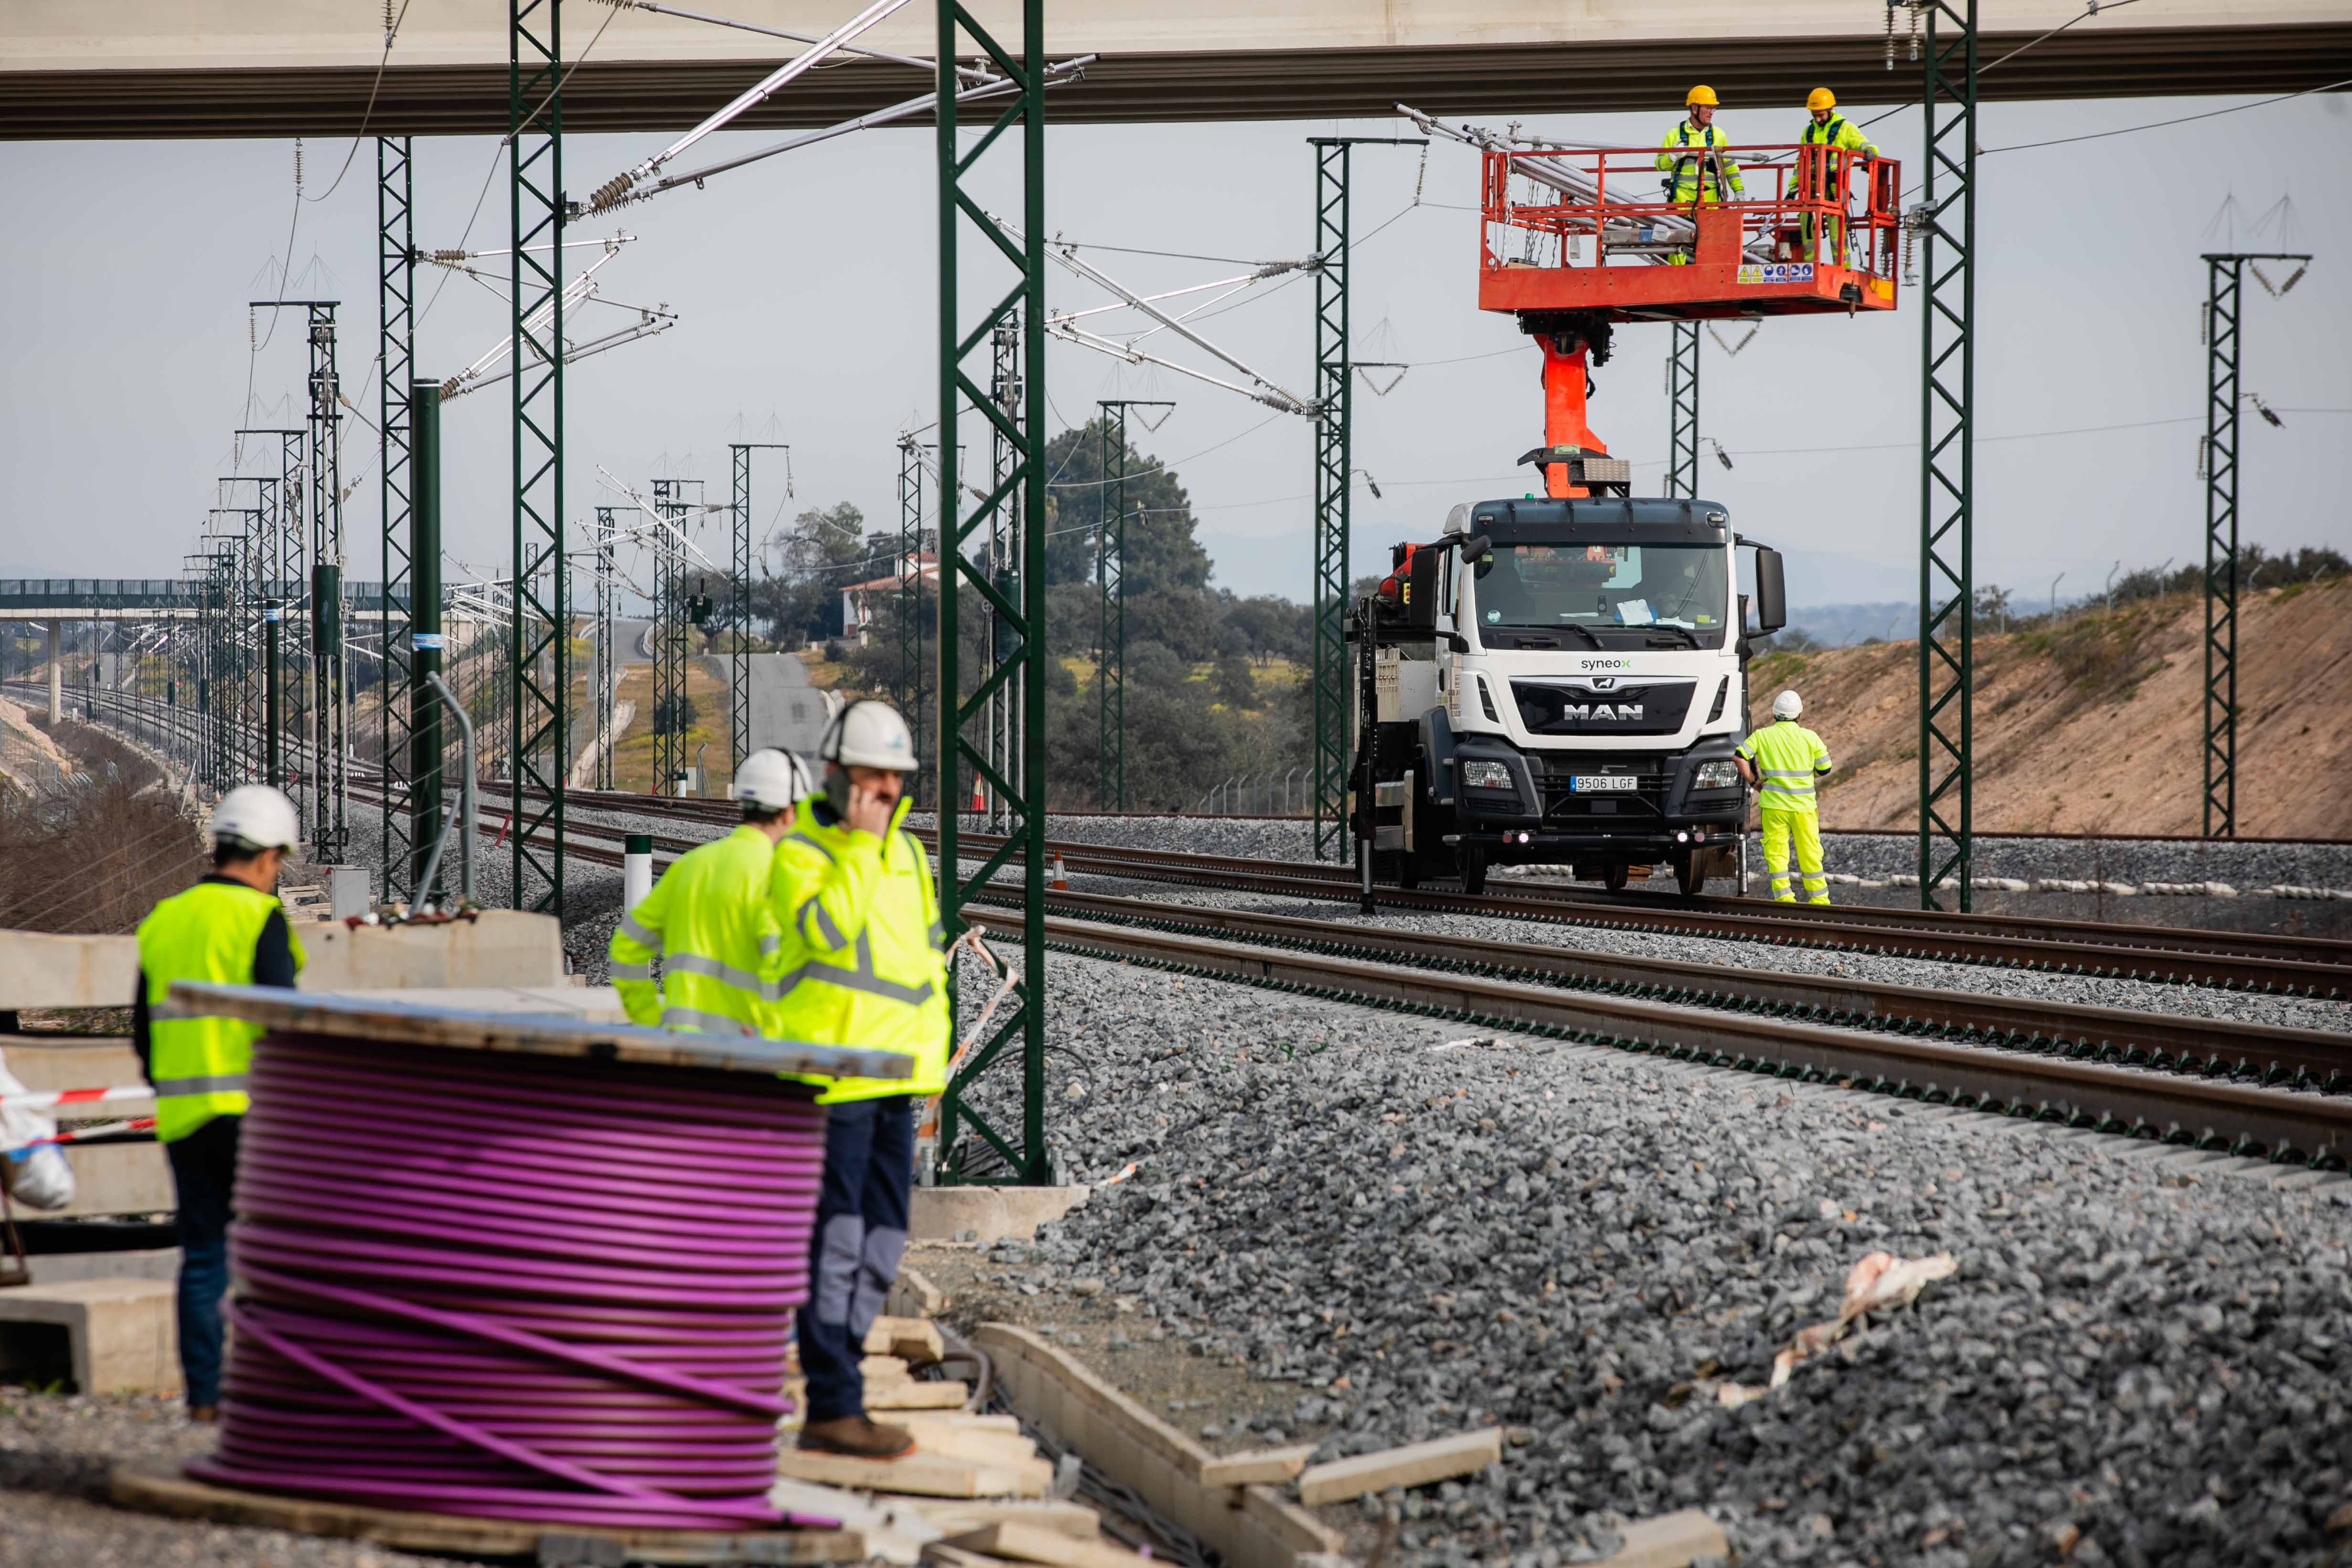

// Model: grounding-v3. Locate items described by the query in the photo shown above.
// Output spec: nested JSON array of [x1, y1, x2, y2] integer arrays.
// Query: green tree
[[1039, 421, 1212, 598], [753, 502, 868, 645]]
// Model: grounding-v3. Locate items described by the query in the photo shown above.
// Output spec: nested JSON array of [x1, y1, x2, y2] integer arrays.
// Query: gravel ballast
[[959, 948, 2352, 1568]]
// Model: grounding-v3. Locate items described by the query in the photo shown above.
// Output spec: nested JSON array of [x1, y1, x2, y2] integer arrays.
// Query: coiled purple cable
[[185, 1032, 837, 1531]]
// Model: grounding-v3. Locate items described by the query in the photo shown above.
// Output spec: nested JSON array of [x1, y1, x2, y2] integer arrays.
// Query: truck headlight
[[1461, 759, 1514, 791], [1694, 759, 1740, 790]]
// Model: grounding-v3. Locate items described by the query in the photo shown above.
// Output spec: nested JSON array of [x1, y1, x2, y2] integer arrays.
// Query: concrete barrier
[[299, 910, 566, 990]]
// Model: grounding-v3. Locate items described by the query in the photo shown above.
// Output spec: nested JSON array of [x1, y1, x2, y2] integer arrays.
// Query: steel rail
[[977, 885, 2352, 1089], [1015, 912, 2352, 1167], [926, 831, 2352, 997]]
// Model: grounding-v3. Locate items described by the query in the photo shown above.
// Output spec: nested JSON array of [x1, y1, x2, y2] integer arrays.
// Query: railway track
[[480, 783, 2352, 997], [66, 691, 2352, 1000], [370, 786, 2352, 1163]]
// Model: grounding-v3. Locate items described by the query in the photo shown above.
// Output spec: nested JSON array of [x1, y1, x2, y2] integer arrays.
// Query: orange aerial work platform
[[1473, 143, 1902, 497]]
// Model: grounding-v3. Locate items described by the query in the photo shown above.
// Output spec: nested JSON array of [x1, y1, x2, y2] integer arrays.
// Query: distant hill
[[1747, 577, 2352, 837], [1781, 600, 1914, 649]]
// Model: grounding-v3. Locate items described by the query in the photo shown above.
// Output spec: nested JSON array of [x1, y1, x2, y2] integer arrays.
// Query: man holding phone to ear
[[768, 700, 949, 1460]]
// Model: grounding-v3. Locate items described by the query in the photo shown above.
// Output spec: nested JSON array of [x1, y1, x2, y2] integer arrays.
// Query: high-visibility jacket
[[135, 879, 306, 1143], [1801, 115, 1878, 176], [768, 793, 948, 1104], [609, 824, 785, 1037], [1737, 719, 1835, 815], [1656, 120, 1745, 204]]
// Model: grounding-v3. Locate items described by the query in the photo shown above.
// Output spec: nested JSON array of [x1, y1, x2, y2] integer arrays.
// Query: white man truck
[[1351, 491, 1787, 898]]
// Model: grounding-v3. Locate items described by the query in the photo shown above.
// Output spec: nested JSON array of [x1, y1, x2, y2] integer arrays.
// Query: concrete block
[[298, 909, 565, 992], [0, 1277, 180, 1395], [25, 1247, 179, 1285], [0, 1038, 146, 1096], [910, 1185, 1091, 1244], [0, 932, 138, 1010], [51, 1140, 174, 1219]]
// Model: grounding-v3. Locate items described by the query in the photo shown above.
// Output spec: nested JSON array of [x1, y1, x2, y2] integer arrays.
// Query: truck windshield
[[1469, 542, 1729, 644]]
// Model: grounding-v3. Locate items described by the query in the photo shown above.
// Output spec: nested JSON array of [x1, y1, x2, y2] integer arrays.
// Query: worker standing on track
[[609, 748, 812, 1035], [1659, 85, 1744, 264], [1798, 89, 1877, 262], [768, 700, 947, 1462], [1735, 690, 1835, 904], [132, 784, 306, 1424]]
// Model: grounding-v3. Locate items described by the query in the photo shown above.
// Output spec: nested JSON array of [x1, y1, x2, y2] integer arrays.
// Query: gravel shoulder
[[0, 1392, 487, 1568], [954, 947, 2352, 1568]]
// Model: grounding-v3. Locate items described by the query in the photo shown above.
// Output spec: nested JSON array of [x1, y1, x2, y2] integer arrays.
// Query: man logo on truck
[[1560, 703, 1645, 722]]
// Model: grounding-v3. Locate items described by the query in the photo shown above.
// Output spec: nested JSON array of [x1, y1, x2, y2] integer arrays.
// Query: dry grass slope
[[1753, 579, 2352, 837]]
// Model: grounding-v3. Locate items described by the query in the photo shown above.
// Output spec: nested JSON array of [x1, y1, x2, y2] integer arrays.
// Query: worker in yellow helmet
[[133, 784, 306, 1422], [1658, 87, 1744, 264], [1799, 89, 1878, 263], [1734, 690, 1835, 904]]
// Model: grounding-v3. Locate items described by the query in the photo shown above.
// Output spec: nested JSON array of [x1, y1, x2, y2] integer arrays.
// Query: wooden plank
[[943, 1521, 1154, 1568], [913, 1501, 1100, 1541], [168, 980, 908, 1083], [0, 932, 137, 1009], [921, 1546, 1007, 1568], [1609, 1508, 1732, 1568], [777, 1449, 1043, 1501], [108, 1461, 864, 1562], [972, 1325, 1342, 1568], [1198, 1445, 1318, 1488], [867, 1379, 971, 1410], [889, 1263, 948, 1318], [863, 1354, 915, 1385], [911, 1425, 1041, 1470], [866, 1315, 947, 1365], [893, 1412, 1023, 1434], [1294, 1430, 1503, 1507]]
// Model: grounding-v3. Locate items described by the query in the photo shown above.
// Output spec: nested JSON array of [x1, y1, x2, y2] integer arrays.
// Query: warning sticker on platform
[[1737, 263, 1814, 284]]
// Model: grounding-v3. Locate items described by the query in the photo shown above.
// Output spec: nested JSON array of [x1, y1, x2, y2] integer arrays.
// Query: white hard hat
[[212, 784, 300, 852], [733, 748, 814, 810], [1772, 690, 1804, 719], [821, 700, 918, 772]]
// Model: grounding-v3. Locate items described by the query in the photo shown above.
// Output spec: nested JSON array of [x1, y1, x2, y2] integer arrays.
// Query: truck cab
[[1356, 495, 1785, 896]]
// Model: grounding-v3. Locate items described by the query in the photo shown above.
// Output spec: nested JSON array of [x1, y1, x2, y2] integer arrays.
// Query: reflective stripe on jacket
[[1656, 120, 1744, 203], [135, 880, 306, 1142], [608, 824, 786, 1037], [768, 792, 948, 1103], [1800, 115, 1877, 196], [1736, 718, 1835, 814]]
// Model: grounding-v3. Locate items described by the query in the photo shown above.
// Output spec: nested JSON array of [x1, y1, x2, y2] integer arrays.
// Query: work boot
[[188, 1405, 220, 1425], [798, 1414, 915, 1459]]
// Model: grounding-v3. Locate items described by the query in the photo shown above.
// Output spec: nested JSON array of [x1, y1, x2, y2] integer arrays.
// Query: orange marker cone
[[1049, 853, 1068, 892]]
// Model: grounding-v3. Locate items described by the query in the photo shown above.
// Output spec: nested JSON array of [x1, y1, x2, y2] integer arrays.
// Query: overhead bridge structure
[[3, 0, 2347, 138]]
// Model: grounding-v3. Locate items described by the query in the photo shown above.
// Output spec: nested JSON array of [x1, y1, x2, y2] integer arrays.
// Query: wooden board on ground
[[893, 1411, 1022, 1435], [1197, 1444, 1318, 1488], [865, 1314, 946, 1365], [777, 1448, 1051, 1501], [914, 1500, 1102, 1540], [908, 1423, 1042, 1470], [1294, 1429, 1503, 1506], [943, 1519, 1154, 1568], [868, 1379, 971, 1410], [889, 1263, 948, 1317], [108, 1461, 864, 1563]]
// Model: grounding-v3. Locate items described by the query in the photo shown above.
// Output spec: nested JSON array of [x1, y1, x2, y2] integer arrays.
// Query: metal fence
[[1190, 769, 1309, 817]]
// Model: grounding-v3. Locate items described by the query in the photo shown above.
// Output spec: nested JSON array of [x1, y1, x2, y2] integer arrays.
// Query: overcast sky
[[3, 82, 2345, 610]]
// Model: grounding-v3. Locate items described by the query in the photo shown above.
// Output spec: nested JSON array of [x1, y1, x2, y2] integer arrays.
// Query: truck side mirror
[[1406, 547, 1441, 629], [1753, 548, 1787, 634]]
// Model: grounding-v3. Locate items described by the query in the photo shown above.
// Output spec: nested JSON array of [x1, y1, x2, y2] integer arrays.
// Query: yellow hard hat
[[1807, 87, 1837, 112], [1686, 84, 1720, 108]]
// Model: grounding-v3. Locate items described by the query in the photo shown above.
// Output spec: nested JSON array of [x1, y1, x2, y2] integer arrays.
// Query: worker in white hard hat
[[610, 748, 813, 1035], [1733, 691, 1835, 904], [132, 784, 306, 1422], [767, 699, 946, 1461], [1798, 88, 1877, 262]]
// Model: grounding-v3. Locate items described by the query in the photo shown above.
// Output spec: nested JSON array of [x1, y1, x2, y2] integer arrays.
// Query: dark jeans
[[166, 1115, 240, 1409], [795, 1096, 913, 1423]]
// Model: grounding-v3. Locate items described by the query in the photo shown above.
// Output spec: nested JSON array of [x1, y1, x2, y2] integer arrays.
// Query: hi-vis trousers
[[1759, 809, 1830, 905]]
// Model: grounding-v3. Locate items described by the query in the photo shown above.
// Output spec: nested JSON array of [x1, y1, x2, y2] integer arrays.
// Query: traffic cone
[[970, 785, 985, 811], [1049, 853, 1068, 892]]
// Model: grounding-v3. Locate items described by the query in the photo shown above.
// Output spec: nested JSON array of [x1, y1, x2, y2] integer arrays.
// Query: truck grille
[[1535, 754, 1674, 821]]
